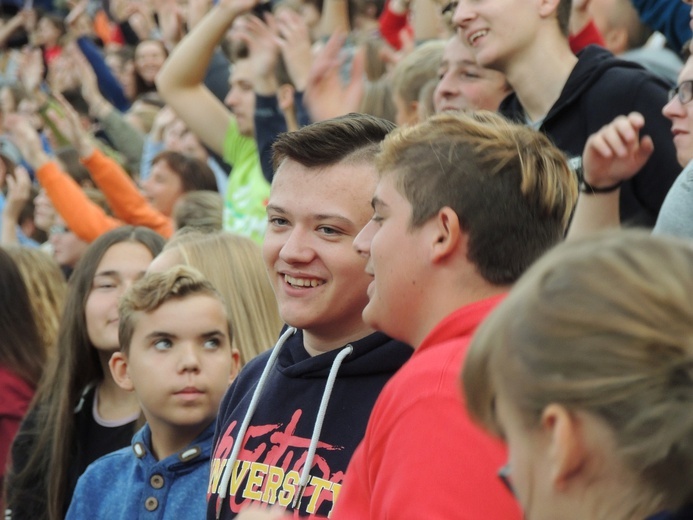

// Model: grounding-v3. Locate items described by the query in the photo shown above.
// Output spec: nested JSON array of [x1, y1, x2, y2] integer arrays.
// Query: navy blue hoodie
[[207, 328, 412, 519], [500, 45, 680, 227]]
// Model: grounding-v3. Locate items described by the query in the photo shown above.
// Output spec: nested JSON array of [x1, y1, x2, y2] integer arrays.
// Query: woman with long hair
[[5, 226, 164, 520]]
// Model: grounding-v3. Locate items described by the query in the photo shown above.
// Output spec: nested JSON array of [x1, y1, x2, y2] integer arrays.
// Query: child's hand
[[582, 112, 654, 189]]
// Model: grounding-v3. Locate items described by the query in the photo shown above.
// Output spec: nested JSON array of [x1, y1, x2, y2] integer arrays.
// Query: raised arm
[[568, 112, 654, 240], [156, 0, 257, 156], [6, 114, 122, 243]]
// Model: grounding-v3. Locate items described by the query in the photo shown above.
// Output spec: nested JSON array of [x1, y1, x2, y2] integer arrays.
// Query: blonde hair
[[378, 111, 578, 284], [172, 190, 224, 233], [390, 40, 445, 105], [163, 231, 282, 365], [5, 246, 67, 354], [463, 230, 693, 512], [119, 265, 229, 354]]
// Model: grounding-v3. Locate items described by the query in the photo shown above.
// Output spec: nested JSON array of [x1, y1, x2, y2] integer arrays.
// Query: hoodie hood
[[276, 328, 412, 379], [501, 45, 651, 125]]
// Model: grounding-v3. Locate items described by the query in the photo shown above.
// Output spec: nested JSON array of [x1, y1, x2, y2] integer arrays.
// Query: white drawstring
[[291, 344, 353, 509], [215, 327, 296, 520]]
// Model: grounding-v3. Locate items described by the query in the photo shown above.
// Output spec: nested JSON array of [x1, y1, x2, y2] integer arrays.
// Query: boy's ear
[[109, 351, 135, 392], [538, 0, 561, 22], [229, 348, 241, 383], [430, 206, 463, 264], [277, 84, 296, 113]]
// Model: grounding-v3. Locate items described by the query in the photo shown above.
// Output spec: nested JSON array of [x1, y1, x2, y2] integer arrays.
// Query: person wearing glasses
[[568, 52, 693, 240], [462, 230, 693, 520]]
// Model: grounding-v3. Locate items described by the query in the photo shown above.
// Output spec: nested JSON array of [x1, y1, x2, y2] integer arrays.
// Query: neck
[[504, 34, 578, 122], [96, 350, 140, 421], [302, 322, 375, 356], [408, 283, 507, 348], [150, 421, 211, 461]]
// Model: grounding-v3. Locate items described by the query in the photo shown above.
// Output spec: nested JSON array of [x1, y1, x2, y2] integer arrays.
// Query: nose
[[436, 71, 456, 99], [453, 0, 476, 29], [353, 219, 375, 258], [278, 227, 316, 264], [662, 95, 684, 120], [178, 343, 201, 373], [225, 87, 239, 109]]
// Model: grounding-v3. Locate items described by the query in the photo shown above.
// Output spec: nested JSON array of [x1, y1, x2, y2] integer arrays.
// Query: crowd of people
[[0, 0, 692, 518]]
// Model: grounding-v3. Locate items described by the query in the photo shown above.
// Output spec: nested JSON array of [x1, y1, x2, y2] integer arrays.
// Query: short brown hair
[[118, 265, 231, 354], [377, 111, 577, 285], [272, 113, 396, 171], [152, 151, 219, 193]]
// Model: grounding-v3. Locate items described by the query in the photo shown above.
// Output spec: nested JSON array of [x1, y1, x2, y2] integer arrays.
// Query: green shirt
[[222, 119, 271, 244]]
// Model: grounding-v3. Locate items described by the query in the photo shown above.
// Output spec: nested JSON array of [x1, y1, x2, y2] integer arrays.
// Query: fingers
[[6, 166, 32, 203], [588, 112, 647, 160]]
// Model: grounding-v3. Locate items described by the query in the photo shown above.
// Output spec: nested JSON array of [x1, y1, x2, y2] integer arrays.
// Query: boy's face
[[453, 0, 539, 71], [224, 59, 256, 138], [118, 294, 233, 436], [434, 36, 510, 113], [263, 159, 377, 348], [353, 173, 432, 345]]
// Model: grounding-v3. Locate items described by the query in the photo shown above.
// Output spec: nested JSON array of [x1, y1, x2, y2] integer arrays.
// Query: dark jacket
[[207, 327, 412, 519], [500, 45, 681, 227]]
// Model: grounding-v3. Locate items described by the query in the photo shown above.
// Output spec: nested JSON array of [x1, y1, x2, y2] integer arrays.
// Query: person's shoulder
[[577, 46, 670, 94]]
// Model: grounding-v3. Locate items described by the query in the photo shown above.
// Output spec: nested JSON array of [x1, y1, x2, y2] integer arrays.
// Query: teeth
[[284, 274, 325, 288], [469, 29, 489, 45]]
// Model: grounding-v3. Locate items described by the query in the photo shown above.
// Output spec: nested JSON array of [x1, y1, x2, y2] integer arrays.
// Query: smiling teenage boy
[[65, 266, 239, 519], [331, 112, 578, 519], [206, 114, 412, 519], [453, 0, 679, 227]]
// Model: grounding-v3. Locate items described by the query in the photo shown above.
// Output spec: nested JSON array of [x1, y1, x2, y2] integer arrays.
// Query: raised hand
[[4, 113, 50, 170], [274, 8, 313, 92], [582, 112, 654, 189], [2, 165, 33, 223], [233, 14, 280, 94], [304, 32, 365, 121]]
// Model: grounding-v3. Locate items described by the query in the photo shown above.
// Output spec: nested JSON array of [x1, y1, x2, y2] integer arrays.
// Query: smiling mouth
[[468, 29, 489, 46], [284, 274, 326, 288]]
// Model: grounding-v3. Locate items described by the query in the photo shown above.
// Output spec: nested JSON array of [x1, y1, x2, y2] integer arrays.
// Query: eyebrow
[[144, 330, 227, 340], [93, 271, 120, 279], [267, 205, 356, 227]]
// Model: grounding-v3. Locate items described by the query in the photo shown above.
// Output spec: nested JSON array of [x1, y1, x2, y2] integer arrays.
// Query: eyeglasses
[[668, 80, 693, 105], [498, 463, 515, 496], [49, 224, 70, 236]]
